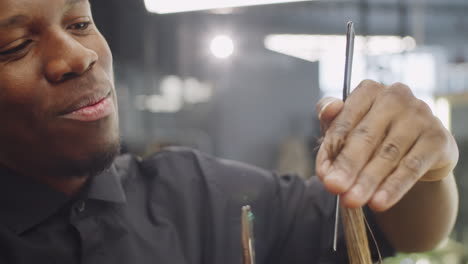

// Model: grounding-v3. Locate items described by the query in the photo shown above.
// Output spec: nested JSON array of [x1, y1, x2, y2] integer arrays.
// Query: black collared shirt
[[0, 147, 394, 264]]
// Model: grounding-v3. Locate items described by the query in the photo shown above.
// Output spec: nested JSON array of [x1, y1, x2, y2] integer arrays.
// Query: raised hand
[[315, 80, 458, 212]]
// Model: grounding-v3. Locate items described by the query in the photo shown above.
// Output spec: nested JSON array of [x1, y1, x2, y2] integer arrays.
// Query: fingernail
[[318, 100, 335, 120], [325, 169, 347, 188]]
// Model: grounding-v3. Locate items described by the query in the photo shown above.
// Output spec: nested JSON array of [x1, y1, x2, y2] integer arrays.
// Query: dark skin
[[0, 0, 119, 195], [0, 0, 459, 254], [316, 81, 458, 251]]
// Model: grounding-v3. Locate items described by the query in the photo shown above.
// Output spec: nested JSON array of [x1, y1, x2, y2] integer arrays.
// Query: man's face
[[0, 0, 119, 178]]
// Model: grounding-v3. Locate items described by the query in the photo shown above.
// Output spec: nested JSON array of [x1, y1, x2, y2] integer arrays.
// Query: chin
[[50, 116, 122, 179], [55, 136, 121, 179], [73, 111, 122, 169]]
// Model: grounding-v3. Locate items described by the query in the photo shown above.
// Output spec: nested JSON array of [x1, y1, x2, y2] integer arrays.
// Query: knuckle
[[402, 155, 424, 177], [378, 142, 401, 162], [331, 120, 353, 137], [358, 79, 381, 88], [350, 80, 383, 104], [351, 125, 375, 144], [414, 99, 433, 116], [390, 82, 411, 91], [355, 79, 385, 94], [385, 83, 413, 99], [429, 129, 448, 146], [378, 84, 418, 112]]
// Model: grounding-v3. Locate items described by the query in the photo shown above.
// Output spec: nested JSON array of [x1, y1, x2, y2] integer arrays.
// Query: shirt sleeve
[[268, 174, 395, 264]]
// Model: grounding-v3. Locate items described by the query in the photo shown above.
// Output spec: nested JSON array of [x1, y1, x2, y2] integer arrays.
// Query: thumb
[[316, 97, 344, 133]]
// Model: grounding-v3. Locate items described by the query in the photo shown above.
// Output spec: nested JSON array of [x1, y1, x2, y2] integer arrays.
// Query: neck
[[1, 160, 90, 196], [39, 175, 90, 196]]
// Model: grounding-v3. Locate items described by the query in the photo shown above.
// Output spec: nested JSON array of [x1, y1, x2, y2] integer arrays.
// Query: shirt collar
[[0, 163, 126, 234], [87, 165, 127, 204]]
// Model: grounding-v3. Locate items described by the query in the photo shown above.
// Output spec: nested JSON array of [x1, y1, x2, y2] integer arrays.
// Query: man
[[0, 0, 459, 263]]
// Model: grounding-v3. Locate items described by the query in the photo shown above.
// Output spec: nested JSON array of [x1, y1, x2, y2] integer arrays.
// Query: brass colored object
[[241, 205, 256, 264]]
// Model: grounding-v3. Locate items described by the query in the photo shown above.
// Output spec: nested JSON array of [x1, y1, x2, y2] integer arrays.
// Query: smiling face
[[0, 0, 120, 179]]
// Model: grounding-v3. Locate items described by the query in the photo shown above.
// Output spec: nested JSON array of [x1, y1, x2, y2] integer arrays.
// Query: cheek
[[0, 65, 50, 139], [0, 75, 40, 110], [95, 33, 114, 83], [0, 83, 44, 147], [0, 51, 43, 97]]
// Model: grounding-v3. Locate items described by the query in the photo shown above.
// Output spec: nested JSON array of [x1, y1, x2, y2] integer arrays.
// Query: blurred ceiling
[[92, 0, 468, 64]]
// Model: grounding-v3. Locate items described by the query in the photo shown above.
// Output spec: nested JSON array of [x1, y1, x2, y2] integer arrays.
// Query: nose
[[44, 32, 98, 83]]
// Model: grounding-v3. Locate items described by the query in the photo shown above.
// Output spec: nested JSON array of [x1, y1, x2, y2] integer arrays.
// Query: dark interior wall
[[91, 0, 146, 64], [210, 53, 320, 168], [92, 0, 183, 74], [89, 0, 323, 170], [89, 0, 468, 171]]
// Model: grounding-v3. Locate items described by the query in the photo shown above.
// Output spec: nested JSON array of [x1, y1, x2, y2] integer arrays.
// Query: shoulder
[[124, 147, 308, 202], [111, 148, 326, 198], [141, 146, 278, 190], [110, 147, 324, 208]]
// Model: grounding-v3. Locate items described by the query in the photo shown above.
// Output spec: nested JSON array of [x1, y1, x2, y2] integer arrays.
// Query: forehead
[[0, 0, 89, 31], [0, 0, 87, 17]]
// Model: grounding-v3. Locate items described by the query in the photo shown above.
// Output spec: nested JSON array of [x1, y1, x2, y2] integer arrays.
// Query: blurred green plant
[[384, 252, 444, 264], [383, 239, 465, 264]]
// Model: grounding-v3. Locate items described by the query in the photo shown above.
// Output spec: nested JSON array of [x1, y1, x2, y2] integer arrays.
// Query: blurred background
[[91, 0, 468, 263]]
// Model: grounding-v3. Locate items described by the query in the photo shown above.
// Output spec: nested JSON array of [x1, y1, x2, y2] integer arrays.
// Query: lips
[[60, 91, 115, 122]]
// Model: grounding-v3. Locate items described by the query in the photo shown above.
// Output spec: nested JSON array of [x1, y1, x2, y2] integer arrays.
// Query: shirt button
[[76, 201, 86, 213]]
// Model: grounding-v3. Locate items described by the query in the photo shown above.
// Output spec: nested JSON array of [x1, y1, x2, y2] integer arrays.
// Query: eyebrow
[[0, 15, 29, 29]]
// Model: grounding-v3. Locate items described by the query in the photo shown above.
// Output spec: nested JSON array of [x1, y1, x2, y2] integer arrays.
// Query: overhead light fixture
[[210, 35, 235, 59], [264, 34, 417, 62], [144, 0, 311, 14]]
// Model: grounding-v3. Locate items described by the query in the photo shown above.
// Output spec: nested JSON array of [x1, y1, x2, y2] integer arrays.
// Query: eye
[[0, 40, 33, 56], [68, 21, 92, 31]]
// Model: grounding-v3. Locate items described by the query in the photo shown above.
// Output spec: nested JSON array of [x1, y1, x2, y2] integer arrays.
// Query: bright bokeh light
[[210, 35, 235, 59], [435, 97, 451, 130], [415, 259, 431, 264], [144, 0, 312, 14], [274, 34, 443, 112], [264, 34, 437, 95], [134, 76, 214, 113], [400, 258, 415, 264], [264, 34, 417, 62]]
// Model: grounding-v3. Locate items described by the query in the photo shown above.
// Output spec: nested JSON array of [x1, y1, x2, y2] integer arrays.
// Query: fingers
[[316, 80, 456, 212], [340, 117, 423, 208], [316, 97, 343, 133], [320, 81, 414, 194], [419, 122, 459, 182], [322, 102, 391, 194], [324, 80, 384, 157], [368, 134, 441, 212], [315, 97, 344, 180], [316, 80, 385, 187]]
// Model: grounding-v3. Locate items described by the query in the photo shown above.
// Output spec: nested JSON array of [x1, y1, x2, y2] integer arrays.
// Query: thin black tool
[[333, 20, 355, 252], [343, 21, 355, 101]]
